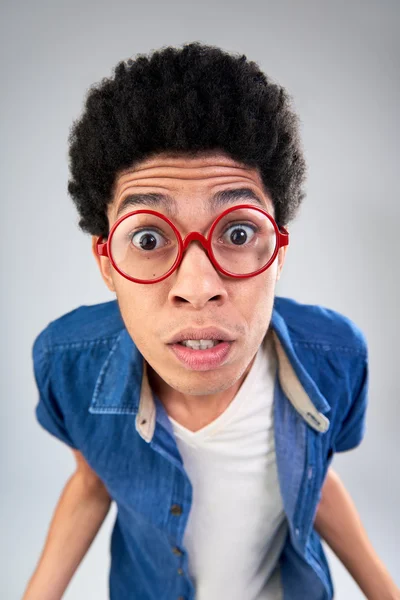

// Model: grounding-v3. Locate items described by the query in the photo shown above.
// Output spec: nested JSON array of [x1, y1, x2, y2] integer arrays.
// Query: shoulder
[[273, 296, 369, 452], [273, 296, 367, 356], [33, 300, 125, 356], [31, 301, 127, 450]]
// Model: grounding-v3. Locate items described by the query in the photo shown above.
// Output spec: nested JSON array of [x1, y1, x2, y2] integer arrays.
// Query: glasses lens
[[110, 213, 179, 281], [109, 208, 277, 281], [211, 207, 277, 275]]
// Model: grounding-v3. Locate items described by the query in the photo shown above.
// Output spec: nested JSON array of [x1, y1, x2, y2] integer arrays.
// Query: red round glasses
[[96, 204, 289, 284]]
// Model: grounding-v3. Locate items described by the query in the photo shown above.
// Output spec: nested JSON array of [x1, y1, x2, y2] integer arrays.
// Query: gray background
[[1, 0, 399, 598]]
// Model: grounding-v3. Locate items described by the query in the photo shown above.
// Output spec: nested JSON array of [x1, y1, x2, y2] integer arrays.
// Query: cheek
[[113, 278, 160, 332], [243, 271, 277, 321], [248, 267, 277, 302]]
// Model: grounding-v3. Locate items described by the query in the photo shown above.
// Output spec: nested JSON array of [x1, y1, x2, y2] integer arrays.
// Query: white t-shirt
[[168, 330, 288, 600]]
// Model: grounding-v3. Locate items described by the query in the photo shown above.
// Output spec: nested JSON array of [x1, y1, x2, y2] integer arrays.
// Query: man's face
[[92, 151, 287, 398]]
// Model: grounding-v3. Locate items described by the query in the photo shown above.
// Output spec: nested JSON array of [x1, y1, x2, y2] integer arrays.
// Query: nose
[[168, 240, 228, 309]]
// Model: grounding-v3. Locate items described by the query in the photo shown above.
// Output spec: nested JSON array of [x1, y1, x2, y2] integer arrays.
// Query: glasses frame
[[96, 203, 289, 284]]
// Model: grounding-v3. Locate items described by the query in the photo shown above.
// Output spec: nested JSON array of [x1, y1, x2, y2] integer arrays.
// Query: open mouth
[[168, 340, 232, 370], [177, 340, 223, 350]]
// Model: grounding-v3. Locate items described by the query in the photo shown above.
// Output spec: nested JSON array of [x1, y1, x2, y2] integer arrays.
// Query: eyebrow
[[115, 187, 267, 219]]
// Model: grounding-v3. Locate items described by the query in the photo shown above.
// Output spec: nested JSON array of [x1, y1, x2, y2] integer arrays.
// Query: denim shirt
[[32, 295, 369, 600]]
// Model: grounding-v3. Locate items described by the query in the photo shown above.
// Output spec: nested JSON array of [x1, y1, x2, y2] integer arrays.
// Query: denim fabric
[[33, 296, 368, 600]]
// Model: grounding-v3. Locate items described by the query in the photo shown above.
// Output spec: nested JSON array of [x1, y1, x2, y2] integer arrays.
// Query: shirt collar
[[90, 305, 331, 443]]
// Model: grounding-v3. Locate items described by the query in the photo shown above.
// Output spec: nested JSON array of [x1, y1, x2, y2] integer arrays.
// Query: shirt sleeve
[[32, 328, 77, 449], [334, 351, 369, 453]]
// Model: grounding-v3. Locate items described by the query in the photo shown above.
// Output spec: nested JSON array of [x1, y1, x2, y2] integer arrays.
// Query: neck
[[147, 355, 257, 432]]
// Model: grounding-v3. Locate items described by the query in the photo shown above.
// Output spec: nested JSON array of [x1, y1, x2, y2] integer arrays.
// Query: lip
[[167, 327, 235, 345], [168, 341, 233, 371]]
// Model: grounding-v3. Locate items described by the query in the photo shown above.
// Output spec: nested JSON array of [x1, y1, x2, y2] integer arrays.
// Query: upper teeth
[[181, 339, 220, 350]]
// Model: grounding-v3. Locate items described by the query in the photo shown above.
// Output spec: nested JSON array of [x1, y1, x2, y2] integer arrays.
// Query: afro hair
[[68, 42, 307, 238]]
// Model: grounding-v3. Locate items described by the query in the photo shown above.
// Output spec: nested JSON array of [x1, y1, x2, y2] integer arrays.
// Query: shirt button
[[295, 528, 300, 536], [172, 546, 183, 556], [177, 568, 183, 575], [171, 504, 183, 516]]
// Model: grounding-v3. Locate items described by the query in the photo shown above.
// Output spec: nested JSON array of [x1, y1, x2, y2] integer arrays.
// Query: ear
[[276, 243, 288, 282], [91, 236, 116, 293]]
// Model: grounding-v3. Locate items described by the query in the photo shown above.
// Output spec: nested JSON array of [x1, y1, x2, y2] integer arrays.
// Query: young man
[[25, 43, 399, 600]]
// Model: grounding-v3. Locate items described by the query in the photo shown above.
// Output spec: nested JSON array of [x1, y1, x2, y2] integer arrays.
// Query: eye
[[130, 229, 167, 251], [222, 223, 257, 246]]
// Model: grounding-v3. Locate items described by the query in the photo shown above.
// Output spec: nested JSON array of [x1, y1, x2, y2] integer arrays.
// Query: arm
[[22, 450, 112, 600], [314, 467, 399, 600]]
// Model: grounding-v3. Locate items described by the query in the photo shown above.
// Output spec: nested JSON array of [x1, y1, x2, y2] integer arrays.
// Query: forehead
[[109, 151, 274, 222]]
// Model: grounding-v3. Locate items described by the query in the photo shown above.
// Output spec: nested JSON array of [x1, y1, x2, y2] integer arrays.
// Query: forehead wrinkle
[[113, 173, 271, 221], [115, 164, 264, 190], [115, 167, 261, 191]]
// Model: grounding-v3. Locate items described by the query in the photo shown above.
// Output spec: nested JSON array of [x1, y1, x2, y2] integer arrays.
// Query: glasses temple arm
[[278, 227, 289, 247], [96, 236, 109, 257]]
